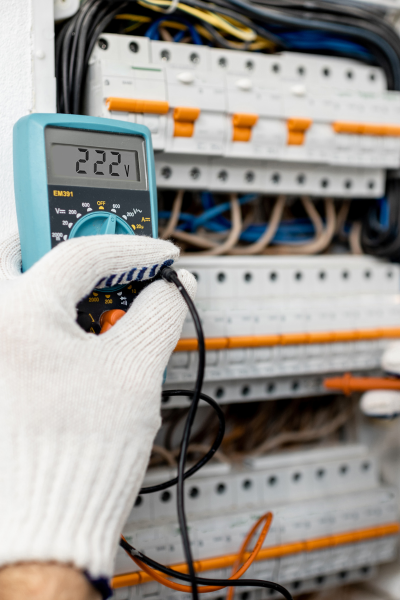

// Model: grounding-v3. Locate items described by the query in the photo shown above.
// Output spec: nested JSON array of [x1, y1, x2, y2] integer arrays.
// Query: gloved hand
[[360, 343, 400, 418], [0, 233, 196, 580]]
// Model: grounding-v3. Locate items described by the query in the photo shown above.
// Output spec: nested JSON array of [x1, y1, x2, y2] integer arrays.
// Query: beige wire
[[264, 197, 336, 255], [160, 190, 184, 240], [228, 195, 286, 255], [302, 195, 325, 236], [159, 26, 174, 41], [335, 200, 351, 237], [247, 403, 353, 457], [182, 194, 242, 255], [199, 194, 242, 255], [151, 445, 177, 467], [170, 229, 217, 249], [349, 221, 363, 255], [173, 196, 253, 250]]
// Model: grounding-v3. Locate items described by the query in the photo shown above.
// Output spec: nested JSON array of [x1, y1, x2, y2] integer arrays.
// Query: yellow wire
[[125, 22, 147, 33], [115, 9, 273, 47], [137, 0, 256, 41], [194, 24, 274, 50], [152, 20, 188, 30], [115, 14, 152, 33], [250, 39, 274, 50], [194, 23, 214, 41], [115, 14, 153, 23]]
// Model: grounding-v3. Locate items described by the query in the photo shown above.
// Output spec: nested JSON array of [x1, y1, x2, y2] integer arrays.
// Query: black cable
[[117, 266, 292, 600], [362, 176, 400, 260], [140, 390, 225, 494], [80, 3, 129, 113], [60, 14, 79, 114], [159, 265, 204, 599], [55, 19, 71, 113], [69, 0, 100, 90], [120, 538, 294, 600], [72, 0, 105, 114]]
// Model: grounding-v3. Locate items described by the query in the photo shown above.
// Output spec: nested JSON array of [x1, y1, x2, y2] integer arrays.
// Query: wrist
[[0, 563, 101, 600]]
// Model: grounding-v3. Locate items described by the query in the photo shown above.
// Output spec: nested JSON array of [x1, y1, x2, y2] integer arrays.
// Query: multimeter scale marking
[[48, 185, 152, 248]]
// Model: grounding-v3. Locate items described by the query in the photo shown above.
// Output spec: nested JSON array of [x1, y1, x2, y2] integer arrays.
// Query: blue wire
[[190, 195, 257, 231], [159, 193, 317, 244], [174, 30, 186, 43], [278, 30, 373, 61], [378, 197, 390, 229], [199, 192, 229, 229], [159, 210, 316, 243], [145, 16, 202, 44]]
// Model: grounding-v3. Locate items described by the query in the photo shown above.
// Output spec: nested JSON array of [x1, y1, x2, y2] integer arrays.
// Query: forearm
[[0, 563, 100, 600]]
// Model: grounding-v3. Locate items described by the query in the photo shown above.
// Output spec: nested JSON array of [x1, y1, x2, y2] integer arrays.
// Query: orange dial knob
[[99, 309, 126, 334]]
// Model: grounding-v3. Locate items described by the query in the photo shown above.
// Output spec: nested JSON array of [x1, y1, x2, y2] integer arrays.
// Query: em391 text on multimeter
[[13, 114, 158, 333]]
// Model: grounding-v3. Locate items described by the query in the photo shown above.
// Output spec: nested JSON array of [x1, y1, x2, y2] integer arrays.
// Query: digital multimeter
[[13, 114, 158, 333]]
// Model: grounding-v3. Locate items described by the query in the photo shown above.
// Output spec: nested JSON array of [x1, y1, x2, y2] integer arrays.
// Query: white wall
[[0, 0, 55, 243]]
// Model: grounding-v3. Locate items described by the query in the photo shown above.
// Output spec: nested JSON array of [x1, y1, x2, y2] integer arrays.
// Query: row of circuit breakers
[[112, 446, 400, 599], [159, 255, 400, 407], [85, 33, 400, 196]]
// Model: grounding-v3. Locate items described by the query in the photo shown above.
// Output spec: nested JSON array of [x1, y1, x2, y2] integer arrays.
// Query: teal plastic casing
[[13, 113, 158, 272]]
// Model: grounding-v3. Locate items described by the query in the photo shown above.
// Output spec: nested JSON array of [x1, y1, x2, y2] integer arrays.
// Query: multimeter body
[[13, 114, 159, 333]]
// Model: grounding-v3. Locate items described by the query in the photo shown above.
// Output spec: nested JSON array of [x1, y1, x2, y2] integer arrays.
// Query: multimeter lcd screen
[[45, 127, 148, 190], [52, 144, 139, 183]]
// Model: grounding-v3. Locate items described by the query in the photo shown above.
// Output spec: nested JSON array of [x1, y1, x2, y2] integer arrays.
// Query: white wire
[[163, 0, 180, 15]]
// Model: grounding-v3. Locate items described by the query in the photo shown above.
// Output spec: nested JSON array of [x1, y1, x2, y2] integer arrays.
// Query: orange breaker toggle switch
[[99, 309, 126, 334], [287, 117, 312, 146], [232, 113, 258, 142], [106, 97, 169, 114], [173, 106, 201, 138], [333, 121, 400, 136]]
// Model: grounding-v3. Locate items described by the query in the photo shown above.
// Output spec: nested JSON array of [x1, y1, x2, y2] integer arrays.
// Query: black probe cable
[[120, 538, 294, 600], [139, 390, 225, 494], [119, 265, 293, 600], [159, 266, 204, 599]]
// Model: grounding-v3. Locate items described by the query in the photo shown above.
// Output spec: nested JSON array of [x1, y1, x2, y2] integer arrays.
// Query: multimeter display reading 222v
[[52, 144, 140, 183]]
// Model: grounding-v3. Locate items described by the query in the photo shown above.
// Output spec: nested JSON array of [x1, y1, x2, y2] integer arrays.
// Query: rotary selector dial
[[70, 211, 134, 294], [69, 211, 135, 238]]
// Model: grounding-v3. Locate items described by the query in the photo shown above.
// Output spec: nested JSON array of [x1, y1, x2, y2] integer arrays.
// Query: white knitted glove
[[0, 233, 196, 579], [360, 343, 400, 418]]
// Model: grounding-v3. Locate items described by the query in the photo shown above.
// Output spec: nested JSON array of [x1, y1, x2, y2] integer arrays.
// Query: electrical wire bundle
[[56, 0, 400, 262], [117, 265, 293, 600], [159, 191, 365, 255], [153, 395, 356, 467], [55, 0, 278, 113], [56, 0, 400, 114]]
